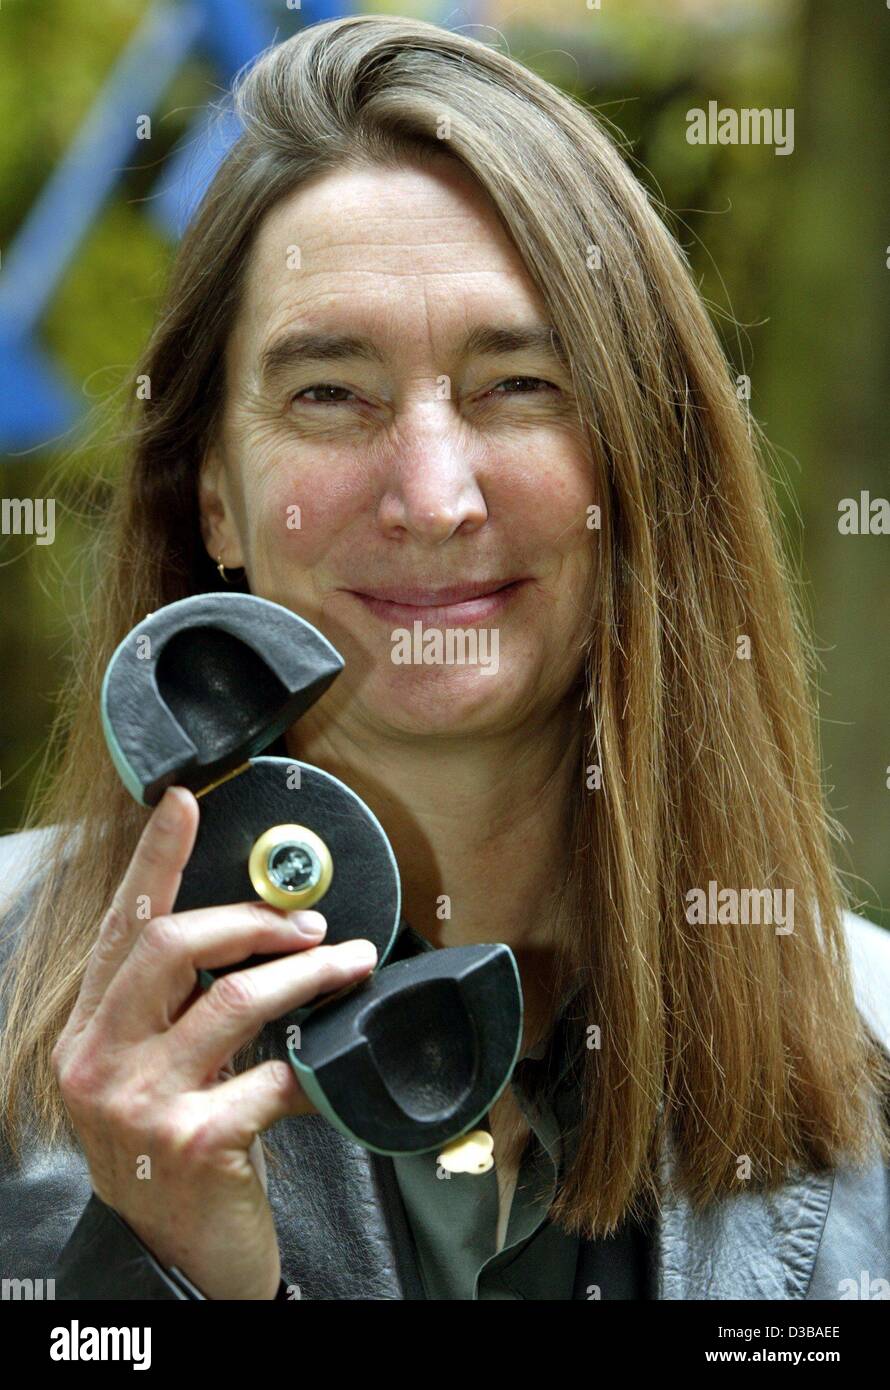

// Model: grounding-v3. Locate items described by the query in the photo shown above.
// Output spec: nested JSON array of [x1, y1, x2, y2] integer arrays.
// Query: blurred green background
[[1, 0, 888, 923]]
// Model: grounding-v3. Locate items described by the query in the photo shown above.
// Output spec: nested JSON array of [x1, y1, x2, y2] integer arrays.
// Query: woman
[[1, 15, 888, 1302]]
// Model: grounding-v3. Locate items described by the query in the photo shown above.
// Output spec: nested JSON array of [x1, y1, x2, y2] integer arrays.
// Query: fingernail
[[289, 911, 327, 937], [343, 939, 377, 967], [155, 787, 182, 829]]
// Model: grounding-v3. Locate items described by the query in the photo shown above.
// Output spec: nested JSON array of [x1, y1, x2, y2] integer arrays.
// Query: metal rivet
[[248, 824, 333, 910]]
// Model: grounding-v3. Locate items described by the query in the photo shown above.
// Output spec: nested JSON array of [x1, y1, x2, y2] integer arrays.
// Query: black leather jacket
[[2, 827, 889, 1300]]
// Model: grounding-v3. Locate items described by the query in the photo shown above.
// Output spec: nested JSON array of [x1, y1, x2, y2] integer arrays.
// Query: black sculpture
[[100, 592, 523, 1156]]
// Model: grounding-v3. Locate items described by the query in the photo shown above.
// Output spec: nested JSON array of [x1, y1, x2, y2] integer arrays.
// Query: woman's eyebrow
[[257, 323, 567, 386], [259, 332, 387, 385], [460, 323, 568, 367]]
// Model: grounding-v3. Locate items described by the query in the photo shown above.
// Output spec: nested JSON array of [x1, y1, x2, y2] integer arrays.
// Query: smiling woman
[[199, 155, 593, 751], [0, 13, 888, 1304]]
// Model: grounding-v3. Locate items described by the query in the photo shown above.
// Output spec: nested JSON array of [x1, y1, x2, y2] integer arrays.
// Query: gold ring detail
[[248, 824, 333, 910]]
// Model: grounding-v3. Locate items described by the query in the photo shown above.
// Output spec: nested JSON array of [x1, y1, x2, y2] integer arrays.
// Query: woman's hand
[[51, 785, 378, 1300]]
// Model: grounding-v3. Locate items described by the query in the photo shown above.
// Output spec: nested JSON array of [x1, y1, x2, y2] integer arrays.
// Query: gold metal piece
[[248, 823, 333, 910], [437, 1129, 495, 1175], [217, 552, 242, 583], [195, 760, 251, 799]]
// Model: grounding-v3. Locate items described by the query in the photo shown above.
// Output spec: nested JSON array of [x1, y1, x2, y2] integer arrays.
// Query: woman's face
[[200, 156, 595, 739]]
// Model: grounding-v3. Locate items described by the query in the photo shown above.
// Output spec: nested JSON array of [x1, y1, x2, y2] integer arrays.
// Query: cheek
[[500, 445, 595, 565], [242, 459, 367, 570]]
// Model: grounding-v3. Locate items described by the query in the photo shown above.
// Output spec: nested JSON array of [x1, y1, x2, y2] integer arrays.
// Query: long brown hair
[[2, 14, 887, 1237]]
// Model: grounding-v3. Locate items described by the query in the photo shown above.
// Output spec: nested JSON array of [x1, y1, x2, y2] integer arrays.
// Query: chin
[[365, 666, 517, 735]]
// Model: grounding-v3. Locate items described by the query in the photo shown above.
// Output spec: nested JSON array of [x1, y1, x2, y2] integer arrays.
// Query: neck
[[283, 693, 582, 1049]]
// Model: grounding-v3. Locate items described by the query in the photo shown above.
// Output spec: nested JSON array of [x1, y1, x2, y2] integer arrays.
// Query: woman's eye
[[289, 377, 558, 408], [291, 384, 357, 406], [488, 376, 557, 397]]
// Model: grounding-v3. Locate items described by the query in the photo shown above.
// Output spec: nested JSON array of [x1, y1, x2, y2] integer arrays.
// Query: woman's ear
[[198, 445, 245, 569]]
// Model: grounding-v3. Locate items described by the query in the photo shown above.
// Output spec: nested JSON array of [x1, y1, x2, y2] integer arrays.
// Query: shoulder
[[0, 825, 67, 968], [842, 909, 890, 1053], [0, 824, 62, 912]]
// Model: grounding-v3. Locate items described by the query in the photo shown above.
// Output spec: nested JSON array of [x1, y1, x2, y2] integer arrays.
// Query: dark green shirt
[[389, 926, 650, 1300]]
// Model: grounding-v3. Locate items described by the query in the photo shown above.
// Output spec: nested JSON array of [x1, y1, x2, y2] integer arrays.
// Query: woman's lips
[[347, 580, 526, 626]]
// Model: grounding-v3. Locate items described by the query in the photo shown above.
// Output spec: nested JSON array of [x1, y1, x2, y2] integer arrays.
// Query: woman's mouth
[[346, 579, 527, 626]]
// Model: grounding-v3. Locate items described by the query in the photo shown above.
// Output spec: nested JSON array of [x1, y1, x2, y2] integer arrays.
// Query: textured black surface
[[291, 944, 523, 1153], [174, 755, 401, 963], [103, 593, 344, 805]]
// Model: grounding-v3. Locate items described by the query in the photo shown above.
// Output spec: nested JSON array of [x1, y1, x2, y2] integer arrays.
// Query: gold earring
[[216, 552, 243, 584]]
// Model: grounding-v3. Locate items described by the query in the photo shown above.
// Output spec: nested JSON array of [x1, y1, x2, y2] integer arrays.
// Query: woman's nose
[[375, 414, 489, 544]]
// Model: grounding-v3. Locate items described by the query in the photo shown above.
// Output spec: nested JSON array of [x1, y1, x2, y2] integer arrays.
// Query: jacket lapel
[[651, 1132, 835, 1299], [369, 1152, 428, 1299], [266, 1113, 412, 1299]]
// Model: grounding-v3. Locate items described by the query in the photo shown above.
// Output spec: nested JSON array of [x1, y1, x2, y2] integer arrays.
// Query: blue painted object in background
[[0, 3, 207, 452], [0, 0, 483, 454], [0, 0, 326, 453]]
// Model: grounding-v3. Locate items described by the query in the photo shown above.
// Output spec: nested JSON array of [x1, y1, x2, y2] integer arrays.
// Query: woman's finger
[[174, 1058, 318, 1156], [157, 940, 378, 1089], [97, 901, 329, 1039], [73, 787, 198, 1024]]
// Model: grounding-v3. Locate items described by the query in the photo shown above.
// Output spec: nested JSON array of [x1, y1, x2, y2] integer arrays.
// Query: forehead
[[232, 160, 547, 356]]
